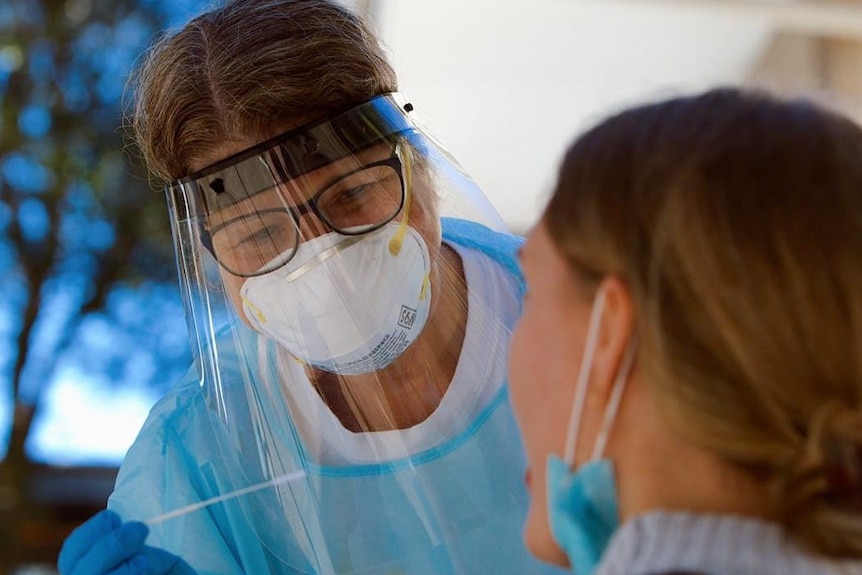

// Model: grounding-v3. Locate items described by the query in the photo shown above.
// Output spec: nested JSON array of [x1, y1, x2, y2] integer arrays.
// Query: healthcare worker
[[509, 87, 862, 575], [58, 1, 566, 574]]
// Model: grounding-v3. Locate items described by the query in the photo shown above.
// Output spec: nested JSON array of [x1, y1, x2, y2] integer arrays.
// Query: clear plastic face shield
[[156, 94, 534, 574]]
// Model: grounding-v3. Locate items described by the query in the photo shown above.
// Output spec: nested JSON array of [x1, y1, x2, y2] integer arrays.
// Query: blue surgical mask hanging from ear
[[546, 289, 637, 575]]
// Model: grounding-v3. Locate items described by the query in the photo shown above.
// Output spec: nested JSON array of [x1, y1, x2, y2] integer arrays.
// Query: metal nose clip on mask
[[240, 221, 432, 375]]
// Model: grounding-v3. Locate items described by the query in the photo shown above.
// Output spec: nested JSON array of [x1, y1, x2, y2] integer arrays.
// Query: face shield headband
[[164, 93, 417, 276]]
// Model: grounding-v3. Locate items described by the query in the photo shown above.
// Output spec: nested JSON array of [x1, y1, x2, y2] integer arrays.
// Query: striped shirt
[[595, 511, 862, 575]]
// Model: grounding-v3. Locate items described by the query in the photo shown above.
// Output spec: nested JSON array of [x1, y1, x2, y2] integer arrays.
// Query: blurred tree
[[0, 0, 207, 570]]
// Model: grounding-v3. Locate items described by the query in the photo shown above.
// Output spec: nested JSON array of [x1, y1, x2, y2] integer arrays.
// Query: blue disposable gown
[[108, 218, 566, 575]]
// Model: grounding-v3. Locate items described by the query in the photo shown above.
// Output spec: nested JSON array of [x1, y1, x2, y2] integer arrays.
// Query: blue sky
[[24, 369, 160, 465]]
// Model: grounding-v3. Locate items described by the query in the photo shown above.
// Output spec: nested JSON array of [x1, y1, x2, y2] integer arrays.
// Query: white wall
[[373, 0, 777, 231]]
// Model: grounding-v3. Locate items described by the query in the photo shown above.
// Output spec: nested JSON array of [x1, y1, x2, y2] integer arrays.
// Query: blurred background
[[1, 0, 861, 572]]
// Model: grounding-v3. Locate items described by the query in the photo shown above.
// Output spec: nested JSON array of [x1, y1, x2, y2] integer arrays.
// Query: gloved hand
[[58, 510, 197, 575]]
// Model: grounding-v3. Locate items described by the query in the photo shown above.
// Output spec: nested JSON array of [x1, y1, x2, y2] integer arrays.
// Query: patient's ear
[[591, 276, 635, 405]]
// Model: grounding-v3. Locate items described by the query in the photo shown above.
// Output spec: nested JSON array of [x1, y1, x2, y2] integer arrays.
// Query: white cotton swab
[[144, 469, 307, 526]]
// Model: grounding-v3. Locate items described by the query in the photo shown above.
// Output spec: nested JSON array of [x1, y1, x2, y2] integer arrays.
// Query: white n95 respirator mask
[[240, 221, 432, 375]]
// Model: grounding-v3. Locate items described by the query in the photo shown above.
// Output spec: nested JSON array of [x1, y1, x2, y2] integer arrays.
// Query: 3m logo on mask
[[398, 305, 418, 329]]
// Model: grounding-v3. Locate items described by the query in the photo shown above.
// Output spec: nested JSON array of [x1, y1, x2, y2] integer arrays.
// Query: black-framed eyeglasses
[[203, 142, 406, 277]]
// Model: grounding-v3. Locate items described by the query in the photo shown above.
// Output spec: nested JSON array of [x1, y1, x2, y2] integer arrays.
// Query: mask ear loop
[[563, 290, 607, 467], [590, 337, 637, 460], [388, 140, 412, 256]]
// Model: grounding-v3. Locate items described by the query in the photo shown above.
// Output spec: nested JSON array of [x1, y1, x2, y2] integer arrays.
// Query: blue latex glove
[[58, 510, 197, 575]]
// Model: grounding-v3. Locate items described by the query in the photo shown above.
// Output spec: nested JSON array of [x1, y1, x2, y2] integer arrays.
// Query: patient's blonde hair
[[546, 87, 862, 557]]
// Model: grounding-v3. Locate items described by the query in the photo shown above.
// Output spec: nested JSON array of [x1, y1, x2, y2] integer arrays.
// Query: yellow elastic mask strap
[[388, 142, 413, 256], [242, 296, 267, 324], [419, 272, 430, 301]]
